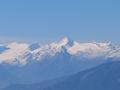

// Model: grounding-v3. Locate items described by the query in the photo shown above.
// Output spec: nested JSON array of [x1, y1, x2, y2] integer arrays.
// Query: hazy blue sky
[[0, 0, 120, 43]]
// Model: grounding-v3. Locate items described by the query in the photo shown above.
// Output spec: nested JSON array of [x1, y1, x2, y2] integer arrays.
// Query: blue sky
[[0, 0, 120, 43]]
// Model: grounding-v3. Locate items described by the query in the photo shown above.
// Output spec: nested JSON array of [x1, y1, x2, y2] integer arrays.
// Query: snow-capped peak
[[59, 36, 69, 44], [0, 37, 120, 65], [0, 42, 29, 64], [31, 37, 73, 60], [68, 41, 111, 57], [58, 36, 74, 46]]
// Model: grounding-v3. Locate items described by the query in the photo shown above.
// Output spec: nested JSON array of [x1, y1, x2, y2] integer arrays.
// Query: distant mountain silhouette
[[4, 61, 120, 90]]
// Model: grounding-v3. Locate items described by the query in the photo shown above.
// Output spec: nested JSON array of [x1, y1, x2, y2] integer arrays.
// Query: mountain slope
[[0, 65, 14, 89], [5, 61, 120, 90], [44, 61, 120, 90]]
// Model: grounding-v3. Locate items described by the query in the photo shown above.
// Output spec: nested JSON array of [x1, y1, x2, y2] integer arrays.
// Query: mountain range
[[0, 36, 120, 65], [0, 37, 120, 90]]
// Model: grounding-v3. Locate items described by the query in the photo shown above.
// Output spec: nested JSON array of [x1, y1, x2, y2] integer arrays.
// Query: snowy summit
[[0, 37, 119, 65]]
